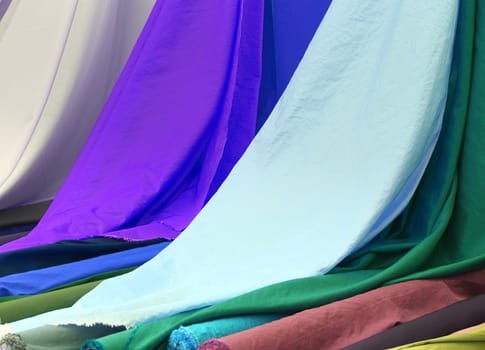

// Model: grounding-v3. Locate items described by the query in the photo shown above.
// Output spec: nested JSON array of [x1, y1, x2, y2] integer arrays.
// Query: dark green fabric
[[0, 237, 164, 277], [0, 267, 134, 323], [83, 2, 485, 349]]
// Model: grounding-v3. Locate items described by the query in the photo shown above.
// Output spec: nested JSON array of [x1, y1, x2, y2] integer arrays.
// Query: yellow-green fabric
[[390, 326, 485, 349], [0, 267, 134, 323]]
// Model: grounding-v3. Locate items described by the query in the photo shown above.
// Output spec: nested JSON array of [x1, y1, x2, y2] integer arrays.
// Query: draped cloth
[[167, 315, 281, 350], [74, 1, 485, 348], [0, 0, 154, 210], [198, 269, 485, 350], [0, 0, 263, 253], [0, 241, 169, 297], [343, 293, 485, 350], [0, 0, 456, 340]]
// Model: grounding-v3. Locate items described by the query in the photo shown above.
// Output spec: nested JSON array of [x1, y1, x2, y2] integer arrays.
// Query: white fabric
[[6, 0, 457, 331], [0, 0, 154, 210]]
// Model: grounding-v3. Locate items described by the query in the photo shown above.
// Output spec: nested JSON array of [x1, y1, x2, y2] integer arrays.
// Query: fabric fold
[[167, 314, 281, 350], [3, 0, 456, 337], [197, 270, 485, 350], [0, 241, 169, 297], [0, 0, 263, 253], [66, 0, 485, 348], [0, 0, 154, 210]]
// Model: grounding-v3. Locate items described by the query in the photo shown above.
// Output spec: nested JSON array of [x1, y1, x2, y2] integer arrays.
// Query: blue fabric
[[0, 241, 169, 296], [256, 0, 332, 130]]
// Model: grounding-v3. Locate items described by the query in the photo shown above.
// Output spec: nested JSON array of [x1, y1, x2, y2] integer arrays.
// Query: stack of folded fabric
[[0, 0, 484, 349]]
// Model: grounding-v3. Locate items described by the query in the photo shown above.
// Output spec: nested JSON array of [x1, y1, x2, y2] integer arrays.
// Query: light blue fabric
[[0, 242, 169, 296]]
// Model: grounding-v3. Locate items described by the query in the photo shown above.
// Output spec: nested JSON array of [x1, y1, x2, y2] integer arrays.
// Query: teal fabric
[[167, 314, 281, 350]]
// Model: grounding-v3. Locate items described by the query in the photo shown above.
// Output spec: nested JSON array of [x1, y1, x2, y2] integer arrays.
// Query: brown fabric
[[199, 268, 485, 350]]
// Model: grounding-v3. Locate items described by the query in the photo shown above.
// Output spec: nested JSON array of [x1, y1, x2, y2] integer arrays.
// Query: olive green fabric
[[389, 326, 485, 350], [81, 2, 485, 349], [0, 267, 134, 323]]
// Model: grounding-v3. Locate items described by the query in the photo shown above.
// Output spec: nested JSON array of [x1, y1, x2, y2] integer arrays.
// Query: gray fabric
[[0, 201, 51, 229]]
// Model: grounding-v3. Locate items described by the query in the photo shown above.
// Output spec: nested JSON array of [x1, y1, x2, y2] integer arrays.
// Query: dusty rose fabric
[[199, 269, 485, 350]]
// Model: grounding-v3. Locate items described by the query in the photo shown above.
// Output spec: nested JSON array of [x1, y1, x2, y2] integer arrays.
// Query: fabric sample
[[389, 325, 485, 349], [6, 0, 456, 337], [198, 270, 485, 350], [75, 1, 484, 348], [0, 0, 263, 253], [343, 293, 485, 350], [167, 315, 281, 350], [0, 241, 169, 296], [0, 237, 164, 278], [0, 0, 154, 210]]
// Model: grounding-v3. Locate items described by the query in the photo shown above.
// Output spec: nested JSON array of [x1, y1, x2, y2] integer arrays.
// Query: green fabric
[[390, 326, 485, 349], [84, 2, 485, 349], [0, 267, 134, 323]]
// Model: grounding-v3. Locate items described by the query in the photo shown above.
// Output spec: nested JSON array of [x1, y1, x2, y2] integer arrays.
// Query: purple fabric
[[0, 0, 263, 253]]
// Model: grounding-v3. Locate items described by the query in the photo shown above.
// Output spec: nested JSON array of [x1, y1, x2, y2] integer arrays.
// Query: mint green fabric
[[83, 1, 485, 349]]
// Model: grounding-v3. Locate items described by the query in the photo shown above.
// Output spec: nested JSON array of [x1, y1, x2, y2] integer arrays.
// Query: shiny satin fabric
[[5, 0, 456, 340], [0, 0, 263, 253], [0, 0, 154, 210]]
